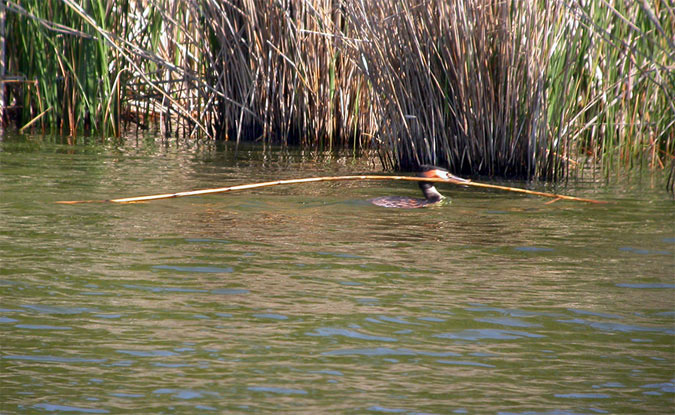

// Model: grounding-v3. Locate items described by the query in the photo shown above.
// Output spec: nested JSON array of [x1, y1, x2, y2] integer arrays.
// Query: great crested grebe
[[370, 165, 469, 208]]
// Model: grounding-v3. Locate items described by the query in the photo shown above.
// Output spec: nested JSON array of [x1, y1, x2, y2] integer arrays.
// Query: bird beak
[[444, 171, 470, 183]]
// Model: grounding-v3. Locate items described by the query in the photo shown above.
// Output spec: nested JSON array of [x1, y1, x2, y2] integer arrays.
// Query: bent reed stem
[[55, 176, 608, 205]]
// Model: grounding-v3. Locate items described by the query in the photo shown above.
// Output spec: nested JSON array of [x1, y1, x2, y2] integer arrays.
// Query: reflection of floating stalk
[[56, 175, 608, 205]]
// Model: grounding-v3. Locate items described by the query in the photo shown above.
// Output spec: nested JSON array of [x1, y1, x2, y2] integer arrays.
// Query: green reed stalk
[[5, 0, 121, 135], [547, 0, 674, 176]]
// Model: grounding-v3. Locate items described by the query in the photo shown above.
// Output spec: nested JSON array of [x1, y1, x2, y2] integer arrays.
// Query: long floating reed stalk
[[55, 176, 607, 205]]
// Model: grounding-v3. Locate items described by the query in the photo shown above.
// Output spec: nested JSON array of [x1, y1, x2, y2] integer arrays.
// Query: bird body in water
[[370, 165, 469, 208]]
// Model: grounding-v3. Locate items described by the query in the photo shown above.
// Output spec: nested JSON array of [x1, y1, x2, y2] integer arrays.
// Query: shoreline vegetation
[[1, 0, 673, 180]]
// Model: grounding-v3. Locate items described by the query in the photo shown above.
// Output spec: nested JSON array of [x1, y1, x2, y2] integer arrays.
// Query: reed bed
[[2, 0, 673, 180], [199, 0, 374, 148], [347, 0, 561, 178]]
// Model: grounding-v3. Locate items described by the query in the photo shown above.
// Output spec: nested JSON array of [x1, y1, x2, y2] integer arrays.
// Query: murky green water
[[1, 134, 673, 414]]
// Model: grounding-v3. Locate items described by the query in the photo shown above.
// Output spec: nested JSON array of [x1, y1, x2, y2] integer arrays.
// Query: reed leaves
[[548, 0, 675, 175], [2, 0, 673, 180]]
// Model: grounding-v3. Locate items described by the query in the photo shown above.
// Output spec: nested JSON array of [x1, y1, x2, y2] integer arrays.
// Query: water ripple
[[616, 283, 675, 289], [210, 288, 249, 295], [567, 309, 623, 319], [22, 305, 95, 314], [253, 313, 289, 320], [559, 318, 675, 334], [247, 386, 308, 395], [306, 327, 398, 342], [641, 382, 675, 393], [4, 355, 106, 363], [116, 349, 178, 357], [121, 284, 207, 293], [554, 393, 611, 399], [152, 265, 234, 273], [15, 324, 72, 330], [367, 406, 407, 413], [465, 305, 558, 318], [152, 388, 211, 399], [370, 315, 420, 325], [514, 246, 554, 252], [434, 329, 545, 341], [322, 347, 461, 357], [436, 360, 496, 368], [474, 317, 541, 328], [618, 247, 671, 255], [32, 403, 109, 413]]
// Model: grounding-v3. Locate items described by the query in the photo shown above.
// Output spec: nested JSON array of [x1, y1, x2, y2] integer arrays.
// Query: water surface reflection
[[1, 136, 673, 414]]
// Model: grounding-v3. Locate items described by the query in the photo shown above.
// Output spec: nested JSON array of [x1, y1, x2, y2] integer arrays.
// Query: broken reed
[[3, 0, 673, 179]]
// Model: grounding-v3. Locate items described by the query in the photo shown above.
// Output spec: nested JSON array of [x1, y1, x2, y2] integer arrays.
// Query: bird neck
[[419, 182, 444, 202]]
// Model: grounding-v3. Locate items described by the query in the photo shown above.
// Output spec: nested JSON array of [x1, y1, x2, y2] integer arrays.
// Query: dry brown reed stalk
[[112, 0, 215, 139], [55, 174, 608, 205]]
